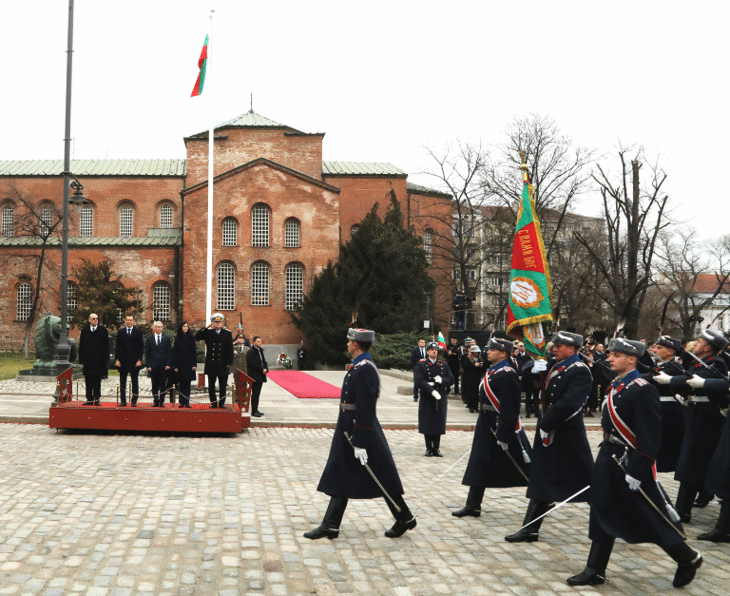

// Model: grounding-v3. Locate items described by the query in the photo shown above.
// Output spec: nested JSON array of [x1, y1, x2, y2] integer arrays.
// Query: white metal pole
[[205, 10, 215, 322]]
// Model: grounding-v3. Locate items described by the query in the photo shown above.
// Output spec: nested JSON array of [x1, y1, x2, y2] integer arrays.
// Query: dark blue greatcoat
[[317, 352, 404, 499], [643, 359, 686, 473], [527, 353, 593, 503], [415, 358, 455, 436], [590, 369, 685, 548], [173, 332, 198, 382], [462, 359, 531, 488], [669, 354, 728, 486], [700, 378, 730, 499]]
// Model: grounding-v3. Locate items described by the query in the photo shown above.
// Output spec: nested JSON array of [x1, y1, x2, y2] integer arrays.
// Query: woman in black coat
[[173, 322, 197, 408]]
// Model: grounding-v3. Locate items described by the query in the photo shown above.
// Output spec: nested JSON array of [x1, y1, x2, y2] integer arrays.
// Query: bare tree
[[576, 146, 673, 339], [0, 187, 63, 356]]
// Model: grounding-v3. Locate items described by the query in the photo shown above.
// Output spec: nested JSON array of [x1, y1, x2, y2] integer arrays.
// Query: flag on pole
[[506, 153, 553, 358], [190, 34, 208, 97], [437, 331, 447, 351]]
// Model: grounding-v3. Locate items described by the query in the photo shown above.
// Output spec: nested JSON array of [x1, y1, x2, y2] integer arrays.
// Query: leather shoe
[[693, 494, 714, 508], [82, 401, 94, 406], [385, 517, 416, 538], [433, 449, 443, 457], [673, 553, 702, 588], [679, 512, 691, 524], [303, 525, 339, 540], [566, 567, 605, 586], [413, 397, 418, 402], [504, 531, 539, 543], [697, 528, 730, 542], [452, 506, 481, 518], [424, 449, 433, 457], [210, 404, 217, 409], [252, 411, 263, 417]]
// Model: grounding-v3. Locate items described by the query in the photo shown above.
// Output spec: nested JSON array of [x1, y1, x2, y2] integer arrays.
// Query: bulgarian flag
[[190, 35, 208, 97], [437, 331, 447, 351], [506, 159, 553, 358]]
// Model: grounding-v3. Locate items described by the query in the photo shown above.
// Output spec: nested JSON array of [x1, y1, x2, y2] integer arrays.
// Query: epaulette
[[574, 361, 587, 368], [632, 378, 648, 386]]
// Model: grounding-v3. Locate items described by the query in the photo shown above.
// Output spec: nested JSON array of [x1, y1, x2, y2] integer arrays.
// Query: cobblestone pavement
[[1, 424, 729, 596]]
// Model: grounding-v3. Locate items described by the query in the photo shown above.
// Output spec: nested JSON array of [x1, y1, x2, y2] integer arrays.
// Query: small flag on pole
[[437, 331, 447, 351], [506, 152, 553, 358], [190, 34, 208, 97]]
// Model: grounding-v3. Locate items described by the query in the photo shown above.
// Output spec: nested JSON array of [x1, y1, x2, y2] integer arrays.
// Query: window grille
[[17, 282, 31, 321], [222, 218, 238, 246], [252, 205, 269, 247], [120, 206, 133, 237], [160, 204, 173, 228], [285, 264, 303, 310], [285, 219, 300, 247], [217, 263, 235, 310], [1, 206, 14, 237], [80, 206, 93, 237], [153, 283, 171, 321], [251, 262, 270, 306]]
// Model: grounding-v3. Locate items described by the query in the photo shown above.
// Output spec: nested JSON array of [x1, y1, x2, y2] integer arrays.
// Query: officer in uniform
[[505, 331, 593, 543], [452, 337, 532, 518], [415, 341, 455, 456], [567, 338, 702, 588], [655, 329, 729, 522], [643, 336, 686, 473], [304, 328, 417, 540], [194, 313, 234, 408]]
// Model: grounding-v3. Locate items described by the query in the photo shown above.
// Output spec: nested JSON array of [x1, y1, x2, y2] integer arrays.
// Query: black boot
[[505, 500, 552, 542], [566, 538, 614, 585], [693, 492, 714, 508], [697, 499, 730, 542], [304, 497, 348, 540], [675, 483, 697, 524], [424, 436, 433, 457], [664, 543, 702, 588], [453, 486, 484, 517], [384, 494, 417, 537], [131, 394, 138, 407], [432, 435, 443, 457]]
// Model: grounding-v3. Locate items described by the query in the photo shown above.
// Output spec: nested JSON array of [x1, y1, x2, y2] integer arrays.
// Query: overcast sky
[[4, 1, 728, 241]]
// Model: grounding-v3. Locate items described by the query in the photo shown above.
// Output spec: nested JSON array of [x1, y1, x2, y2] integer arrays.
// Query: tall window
[[217, 263, 235, 310], [423, 229, 432, 263], [67, 281, 78, 321], [285, 218, 300, 247], [120, 205, 133, 237], [80, 206, 93, 237], [159, 204, 173, 228], [16, 282, 31, 321], [153, 282, 171, 321], [222, 218, 238, 246], [1, 206, 14, 237], [40, 207, 54, 233], [251, 262, 270, 306], [252, 205, 269, 247], [285, 264, 304, 310]]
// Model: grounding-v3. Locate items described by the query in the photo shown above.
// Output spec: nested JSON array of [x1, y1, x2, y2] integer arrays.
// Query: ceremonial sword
[[513, 485, 590, 533], [491, 428, 529, 483], [344, 431, 401, 513]]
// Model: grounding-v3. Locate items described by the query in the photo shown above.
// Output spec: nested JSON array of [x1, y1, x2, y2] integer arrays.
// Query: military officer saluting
[[195, 313, 234, 408], [415, 341, 455, 457]]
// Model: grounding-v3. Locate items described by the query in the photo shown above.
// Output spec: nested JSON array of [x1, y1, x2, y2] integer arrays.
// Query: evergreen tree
[[69, 259, 142, 330], [292, 192, 434, 365]]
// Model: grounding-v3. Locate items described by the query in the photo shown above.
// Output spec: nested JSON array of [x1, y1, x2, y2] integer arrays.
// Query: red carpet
[[267, 370, 341, 399]]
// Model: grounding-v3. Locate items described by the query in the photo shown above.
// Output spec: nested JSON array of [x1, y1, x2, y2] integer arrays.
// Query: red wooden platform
[[49, 369, 253, 434]]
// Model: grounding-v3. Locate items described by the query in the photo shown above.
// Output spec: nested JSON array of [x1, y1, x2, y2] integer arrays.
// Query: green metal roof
[[0, 236, 181, 247], [406, 181, 451, 196], [0, 159, 186, 177], [322, 161, 406, 176], [187, 110, 305, 138]]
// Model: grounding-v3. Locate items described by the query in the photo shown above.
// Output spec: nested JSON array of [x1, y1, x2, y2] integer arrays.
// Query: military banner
[[506, 158, 553, 357]]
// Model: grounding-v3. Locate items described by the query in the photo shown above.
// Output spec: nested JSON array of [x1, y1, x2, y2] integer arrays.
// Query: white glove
[[353, 447, 368, 465], [432, 389, 441, 400], [433, 375, 443, 384], [686, 375, 705, 389], [625, 473, 641, 491], [532, 359, 548, 373], [427, 382, 435, 387], [653, 372, 672, 385], [539, 429, 549, 440], [497, 440, 509, 451]]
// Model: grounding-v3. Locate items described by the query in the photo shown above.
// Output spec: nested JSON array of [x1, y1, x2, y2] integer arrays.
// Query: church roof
[[0, 235, 181, 247], [186, 110, 307, 138], [0, 159, 186, 177], [322, 161, 405, 176]]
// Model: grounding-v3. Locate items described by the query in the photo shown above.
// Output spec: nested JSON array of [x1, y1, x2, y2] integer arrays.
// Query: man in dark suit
[[246, 335, 268, 417], [115, 314, 144, 407], [78, 313, 109, 406], [410, 339, 427, 402], [145, 321, 172, 407], [195, 313, 234, 408]]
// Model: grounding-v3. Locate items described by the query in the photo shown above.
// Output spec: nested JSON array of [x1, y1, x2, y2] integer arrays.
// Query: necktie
[[128, 328, 131, 335], [156, 335, 159, 345]]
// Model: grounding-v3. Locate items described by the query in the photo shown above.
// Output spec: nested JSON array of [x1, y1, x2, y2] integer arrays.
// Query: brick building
[[0, 110, 452, 354]]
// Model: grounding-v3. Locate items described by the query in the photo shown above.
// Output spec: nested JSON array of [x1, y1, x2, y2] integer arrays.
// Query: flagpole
[[206, 9, 215, 322]]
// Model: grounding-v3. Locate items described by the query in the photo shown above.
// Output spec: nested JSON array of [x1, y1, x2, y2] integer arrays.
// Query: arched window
[[251, 262, 270, 306], [119, 205, 133, 237], [423, 229, 433, 263], [252, 204, 269, 247], [80, 206, 93, 237], [2, 206, 14, 237], [159, 204, 173, 228], [67, 281, 78, 323], [285, 263, 304, 311], [153, 282, 171, 321], [40, 206, 54, 234], [217, 263, 235, 310], [285, 218, 300, 247], [222, 218, 238, 246], [16, 282, 31, 321], [350, 224, 360, 237]]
